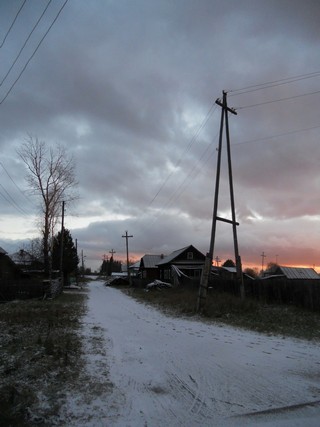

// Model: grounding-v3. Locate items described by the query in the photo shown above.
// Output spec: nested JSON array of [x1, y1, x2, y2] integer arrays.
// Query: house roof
[[9, 250, 34, 264], [141, 254, 165, 269], [278, 266, 319, 280], [156, 246, 191, 266], [156, 245, 205, 266], [129, 260, 140, 269], [222, 266, 237, 273]]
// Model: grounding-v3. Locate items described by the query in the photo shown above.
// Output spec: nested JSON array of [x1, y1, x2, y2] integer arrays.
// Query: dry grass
[[126, 286, 320, 341], [0, 291, 87, 426]]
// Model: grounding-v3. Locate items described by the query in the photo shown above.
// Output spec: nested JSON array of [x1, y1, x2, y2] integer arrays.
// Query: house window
[[187, 252, 193, 260]]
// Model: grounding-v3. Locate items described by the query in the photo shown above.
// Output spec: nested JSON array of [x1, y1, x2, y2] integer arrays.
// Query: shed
[[264, 266, 319, 280], [139, 254, 165, 280]]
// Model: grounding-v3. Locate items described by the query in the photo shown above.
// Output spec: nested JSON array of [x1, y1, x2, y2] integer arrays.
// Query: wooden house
[[263, 266, 319, 280], [0, 247, 25, 282], [156, 245, 205, 286], [139, 254, 165, 281]]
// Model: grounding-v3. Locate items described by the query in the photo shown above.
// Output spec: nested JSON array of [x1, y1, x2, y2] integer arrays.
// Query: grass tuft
[[0, 291, 87, 426]]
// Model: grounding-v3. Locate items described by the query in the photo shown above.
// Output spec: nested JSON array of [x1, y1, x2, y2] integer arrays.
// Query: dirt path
[[63, 280, 320, 426]]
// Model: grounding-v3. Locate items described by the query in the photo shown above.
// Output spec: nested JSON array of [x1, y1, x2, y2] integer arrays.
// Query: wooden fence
[[210, 277, 320, 311]]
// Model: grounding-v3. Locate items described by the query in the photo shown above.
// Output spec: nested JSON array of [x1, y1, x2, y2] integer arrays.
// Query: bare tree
[[17, 136, 77, 276], [25, 237, 44, 262]]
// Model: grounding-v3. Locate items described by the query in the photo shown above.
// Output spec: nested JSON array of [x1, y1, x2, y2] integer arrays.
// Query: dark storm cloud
[[0, 0, 320, 270]]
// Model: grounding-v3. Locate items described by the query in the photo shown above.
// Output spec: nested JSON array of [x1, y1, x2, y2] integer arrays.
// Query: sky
[[0, 0, 320, 272]]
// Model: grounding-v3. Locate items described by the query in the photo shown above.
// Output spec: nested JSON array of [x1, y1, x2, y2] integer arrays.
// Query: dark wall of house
[[0, 255, 23, 281], [141, 268, 159, 281]]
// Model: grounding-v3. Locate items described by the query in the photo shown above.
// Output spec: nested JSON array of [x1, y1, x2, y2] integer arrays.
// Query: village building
[[156, 245, 205, 286], [139, 254, 165, 281], [0, 247, 25, 282], [262, 265, 319, 280]]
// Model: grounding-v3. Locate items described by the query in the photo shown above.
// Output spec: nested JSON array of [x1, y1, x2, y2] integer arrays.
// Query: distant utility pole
[[102, 253, 108, 277], [197, 91, 244, 313], [109, 248, 116, 259], [75, 238, 78, 284], [109, 249, 116, 275], [122, 231, 133, 285], [215, 256, 221, 267], [81, 250, 86, 278], [261, 251, 267, 272], [59, 200, 65, 289]]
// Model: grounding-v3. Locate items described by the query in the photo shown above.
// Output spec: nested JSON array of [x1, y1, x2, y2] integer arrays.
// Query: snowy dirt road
[[71, 280, 320, 426]]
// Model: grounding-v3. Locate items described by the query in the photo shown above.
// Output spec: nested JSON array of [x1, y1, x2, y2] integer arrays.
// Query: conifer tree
[[52, 229, 79, 284]]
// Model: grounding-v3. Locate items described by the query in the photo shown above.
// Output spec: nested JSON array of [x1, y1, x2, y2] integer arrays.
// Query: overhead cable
[[236, 89, 320, 110], [0, 0, 69, 105], [0, 161, 33, 204], [147, 102, 218, 208], [0, 182, 29, 215], [233, 124, 320, 146], [144, 130, 219, 230], [0, 0, 53, 87], [0, 0, 27, 48], [228, 71, 320, 96]]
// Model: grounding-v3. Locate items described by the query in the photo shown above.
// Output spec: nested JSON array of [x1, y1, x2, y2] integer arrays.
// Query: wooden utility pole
[[59, 200, 65, 289], [75, 238, 78, 284], [81, 249, 85, 278], [197, 91, 244, 313], [109, 249, 116, 276], [109, 248, 116, 258], [122, 231, 133, 285], [102, 254, 108, 277], [223, 92, 244, 300], [214, 256, 221, 266], [261, 251, 267, 272]]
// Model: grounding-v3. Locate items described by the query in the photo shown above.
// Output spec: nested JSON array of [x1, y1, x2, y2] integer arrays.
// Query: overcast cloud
[[1, 0, 320, 271]]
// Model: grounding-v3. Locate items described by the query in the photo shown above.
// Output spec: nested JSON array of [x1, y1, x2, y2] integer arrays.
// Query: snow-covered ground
[[64, 280, 320, 426]]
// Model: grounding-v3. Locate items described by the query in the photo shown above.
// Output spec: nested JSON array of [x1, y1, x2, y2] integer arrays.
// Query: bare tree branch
[[17, 135, 78, 276]]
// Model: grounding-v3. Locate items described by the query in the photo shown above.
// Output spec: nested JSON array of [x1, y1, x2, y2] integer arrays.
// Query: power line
[[158, 122, 320, 218], [0, 182, 29, 215], [138, 75, 320, 235], [233, 124, 320, 147], [159, 120, 320, 217], [142, 131, 219, 231], [142, 106, 320, 231], [147, 102, 218, 208], [149, 91, 319, 219], [0, 161, 33, 204], [133, 106, 218, 233], [0, 0, 27, 48], [236, 89, 320, 110], [228, 71, 320, 96], [0, 0, 69, 105], [159, 134, 218, 211], [0, 0, 53, 88]]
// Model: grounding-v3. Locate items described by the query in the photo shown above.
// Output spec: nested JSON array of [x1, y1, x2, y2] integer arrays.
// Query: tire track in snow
[[83, 281, 320, 426]]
